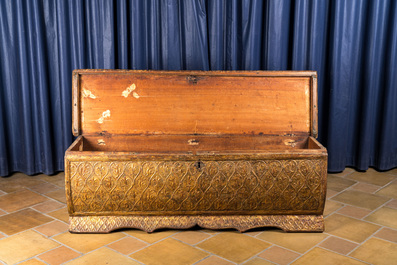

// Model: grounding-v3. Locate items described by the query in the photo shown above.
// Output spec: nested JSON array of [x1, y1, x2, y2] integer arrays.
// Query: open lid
[[72, 70, 318, 138]]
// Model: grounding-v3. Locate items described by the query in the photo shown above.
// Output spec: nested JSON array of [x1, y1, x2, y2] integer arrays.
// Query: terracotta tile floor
[[0, 169, 396, 264]]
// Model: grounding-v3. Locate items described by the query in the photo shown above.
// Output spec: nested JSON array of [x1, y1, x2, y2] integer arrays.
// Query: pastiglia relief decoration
[[68, 159, 326, 214], [69, 215, 324, 233]]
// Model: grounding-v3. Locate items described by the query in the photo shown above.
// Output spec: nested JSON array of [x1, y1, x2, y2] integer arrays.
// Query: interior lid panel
[[73, 70, 317, 137]]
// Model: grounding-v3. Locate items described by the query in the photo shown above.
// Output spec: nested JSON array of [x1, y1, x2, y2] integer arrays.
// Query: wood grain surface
[[73, 70, 316, 137]]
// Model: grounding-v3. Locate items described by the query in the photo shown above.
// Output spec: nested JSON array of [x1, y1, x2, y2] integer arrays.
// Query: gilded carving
[[68, 159, 326, 214], [69, 215, 324, 233]]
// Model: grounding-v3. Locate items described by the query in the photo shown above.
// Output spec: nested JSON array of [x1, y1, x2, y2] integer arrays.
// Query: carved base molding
[[69, 215, 324, 233]]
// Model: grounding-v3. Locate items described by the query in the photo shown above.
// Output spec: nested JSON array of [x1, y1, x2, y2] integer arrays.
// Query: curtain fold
[[0, 0, 396, 176]]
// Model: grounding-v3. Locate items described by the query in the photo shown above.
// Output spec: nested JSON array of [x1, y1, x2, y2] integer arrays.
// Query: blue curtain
[[1, 0, 396, 176]]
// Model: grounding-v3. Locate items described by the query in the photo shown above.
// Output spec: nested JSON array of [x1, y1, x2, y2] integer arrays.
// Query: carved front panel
[[68, 159, 326, 214]]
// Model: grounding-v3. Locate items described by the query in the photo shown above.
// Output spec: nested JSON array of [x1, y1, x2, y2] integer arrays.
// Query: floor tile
[[327, 175, 356, 192], [388, 168, 397, 176], [172, 231, 211, 245], [195, 256, 234, 265], [47, 207, 69, 223], [131, 238, 209, 265], [351, 182, 381, 193], [386, 199, 397, 209], [319, 236, 358, 255], [325, 214, 380, 243], [365, 207, 397, 230], [198, 232, 271, 263], [244, 258, 275, 265], [37, 173, 65, 188], [38, 246, 80, 265], [332, 190, 389, 210], [0, 189, 48, 212], [108, 237, 148, 255], [258, 246, 300, 265], [376, 181, 397, 199], [347, 169, 395, 186], [0, 230, 59, 264], [35, 220, 69, 237], [324, 200, 344, 216], [292, 248, 366, 265], [350, 238, 397, 265], [374, 227, 397, 243], [29, 182, 61, 195], [337, 205, 372, 219], [125, 229, 177, 243], [32, 200, 64, 213], [0, 208, 53, 235], [45, 189, 67, 203], [66, 247, 139, 265], [0, 174, 45, 193], [328, 168, 355, 178], [0, 168, 396, 265], [257, 230, 327, 253], [326, 189, 339, 199], [200, 229, 219, 235], [245, 230, 262, 237], [53, 231, 125, 253], [18, 259, 47, 265]]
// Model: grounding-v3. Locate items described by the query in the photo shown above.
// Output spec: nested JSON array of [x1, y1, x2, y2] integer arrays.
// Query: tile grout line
[[246, 243, 298, 265], [239, 240, 274, 264], [283, 233, 333, 265], [315, 245, 373, 265], [321, 179, 396, 263], [33, 224, 68, 239], [242, 255, 276, 265], [335, 195, 395, 225], [103, 246, 147, 265], [283, 233, 374, 265], [372, 231, 397, 244], [32, 256, 51, 265], [101, 233, 152, 262], [347, 181, 383, 193], [343, 222, 395, 259], [171, 232, 214, 246], [31, 238, 82, 264], [322, 232, 369, 246], [360, 197, 395, 220], [118, 230, 192, 259], [326, 184, 355, 199], [102, 245, 146, 264], [25, 186, 66, 205], [35, 203, 68, 223], [327, 184, 395, 220], [1, 171, 395, 264], [192, 254, 238, 265], [32, 230, 87, 262]]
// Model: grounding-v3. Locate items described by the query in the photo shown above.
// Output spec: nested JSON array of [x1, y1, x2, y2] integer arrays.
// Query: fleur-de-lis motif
[[68, 159, 326, 215]]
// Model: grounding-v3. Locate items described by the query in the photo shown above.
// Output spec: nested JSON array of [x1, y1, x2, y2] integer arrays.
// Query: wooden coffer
[[65, 70, 327, 233]]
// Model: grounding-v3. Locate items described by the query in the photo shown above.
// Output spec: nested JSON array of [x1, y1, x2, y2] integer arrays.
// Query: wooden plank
[[81, 135, 309, 152], [74, 70, 315, 136], [74, 69, 317, 77], [72, 72, 80, 136]]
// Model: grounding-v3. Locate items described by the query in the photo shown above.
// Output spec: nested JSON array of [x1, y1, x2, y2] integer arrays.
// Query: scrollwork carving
[[68, 159, 326, 214]]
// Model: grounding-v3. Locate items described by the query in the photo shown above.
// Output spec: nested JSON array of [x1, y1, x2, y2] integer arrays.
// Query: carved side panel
[[68, 159, 326, 214], [69, 215, 324, 233]]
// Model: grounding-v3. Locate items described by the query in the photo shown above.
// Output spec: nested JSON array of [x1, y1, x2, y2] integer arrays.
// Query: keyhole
[[195, 161, 204, 170]]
